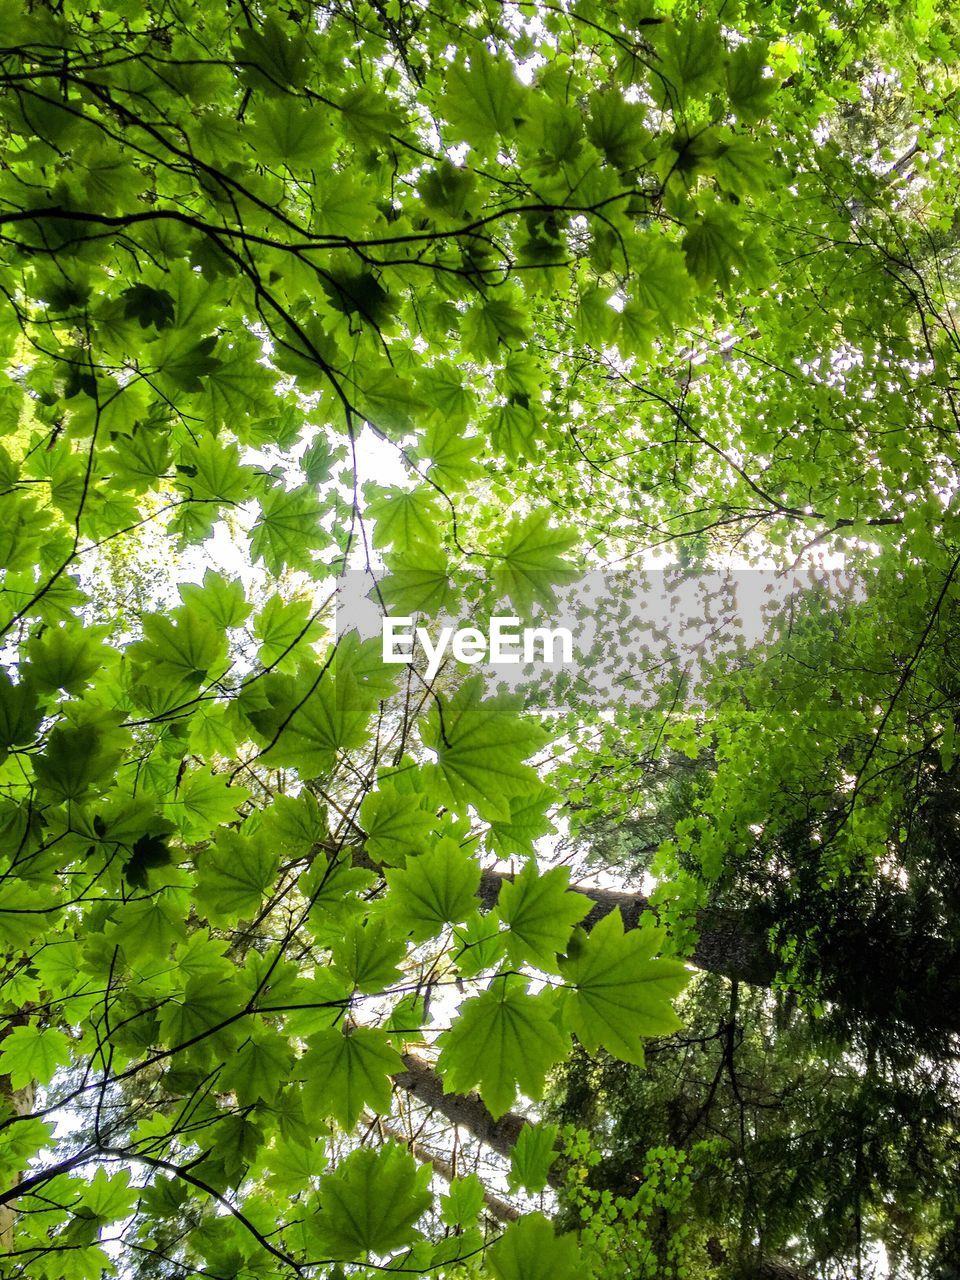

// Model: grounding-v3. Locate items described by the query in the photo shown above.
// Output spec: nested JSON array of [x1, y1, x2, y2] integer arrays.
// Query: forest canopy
[[1, 0, 960, 1278]]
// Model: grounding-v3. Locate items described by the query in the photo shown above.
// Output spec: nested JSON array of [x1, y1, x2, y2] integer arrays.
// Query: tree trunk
[[348, 843, 960, 1038], [374, 1115, 521, 1223], [348, 841, 779, 989], [394, 1051, 528, 1165], [0, 1019, 35, 1253]]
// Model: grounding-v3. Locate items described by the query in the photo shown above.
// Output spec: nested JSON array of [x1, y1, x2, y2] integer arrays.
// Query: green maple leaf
[[618, 300, 656, 361], [508, 1122, 560, 1194], [726, 41, 777, 122], [158, 976, 238, 1047], [132, 606, 228, 687], [363, 483, 442, 553], [436, 976, 569, 1119], [202, 1112, 264, 1187], [0, 444, 18, 490], [179, 434, 254, 506], [235, 18, 308, 94], [222, 1023, 294, 1105], [418, 160, 478, 219], [415, 417, 484, 489], [26, 620, 109, 694], [172, 931, 233, 983], [330, 916, 405, 993], [415, 362, 476, 422], [0, 671, 40, 758], [302, 856, 375, 945], [33, 718, 127, 803], [421, 676, 549, 822], [160, 334, 221, 394], [0, 493, 48, 575], [311, 171, 378, 237], [359, 783, 436, 865], [488, 1213, 582, 1280], [110, 891, 189, 967], [194, 829, 279, 925], [250, 484, 324, 575], [358, 370, 427, 436], [323, 270, 395, 327], [202, 340, 276, 429], [385, 836, 481, 941], [585, 90, 652, 169], [301, 434, 335, 485], [451, 910, 508, 980], [254, 594, 323, 670], [461, 296, 528, 361], [178, 571, 251, 631], [261, 667, 375, 776], [575, 284, 616, 346], [301, 1026, 404, 1128], [520, 95, 585, 173], [0, 1025, 72, 1089], [259, 790, 326, 855], [338, 83, 405, 144], [492, 509, 579, 611], [712, 132, 770, 197], [441, 50, 527, 150], [498, 863, 591, 969], [440, 1173, 486, 1228], [124, 832, 173, 890], [251, 99, 333, 165], [649, 16, 723, 107], [379, 548, 454, 616], [486, 788, 556, 858], [80, 1168, 138, 1224], [682, 204, 747, 289], [330, 630, 399, 699], [109, 429, 172, 488], [120, 284, 175, 330], [311, 1143, 432, 1259], [246, 402, 304, 450], [487, 402, 539, 463], [558, 911, 689, 1065], [170, 768, 249, 842], [266, 1136, 328, 1193], [0, 883, 62, 950], [630, 237, 694, 327]]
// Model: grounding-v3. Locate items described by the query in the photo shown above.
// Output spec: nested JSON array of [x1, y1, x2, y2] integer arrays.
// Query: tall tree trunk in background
[[0, 1005, 35, 1253], [353, 844, 960, 1037], [395, 1052, 529, 1165]]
